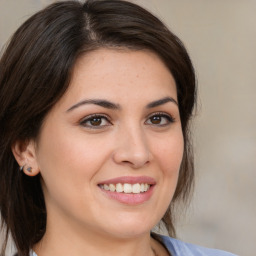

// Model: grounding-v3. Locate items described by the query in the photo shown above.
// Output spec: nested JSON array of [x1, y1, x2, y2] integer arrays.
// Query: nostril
[[112, 135, 151, 168]]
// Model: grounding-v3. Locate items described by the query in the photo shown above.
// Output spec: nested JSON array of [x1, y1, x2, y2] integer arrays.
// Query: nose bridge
[[113, 121, 150, 168]]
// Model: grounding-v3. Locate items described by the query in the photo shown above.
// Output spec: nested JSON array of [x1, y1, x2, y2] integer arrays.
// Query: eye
[[79, 114, 111, 129], [145, 112, 175, 126]]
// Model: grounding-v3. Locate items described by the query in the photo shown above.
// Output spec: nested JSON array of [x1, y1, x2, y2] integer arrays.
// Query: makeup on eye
[[79, 114, 112, 129], [79, 111, 175, 129], [145, 112, 175, 126]]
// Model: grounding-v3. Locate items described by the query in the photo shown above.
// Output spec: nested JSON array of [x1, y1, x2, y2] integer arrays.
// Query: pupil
[[90, 118, 101, 126], [151, 116, 161, 124]]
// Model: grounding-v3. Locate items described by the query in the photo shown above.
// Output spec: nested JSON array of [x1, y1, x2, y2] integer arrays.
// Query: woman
[[0, 1, 237, 256]]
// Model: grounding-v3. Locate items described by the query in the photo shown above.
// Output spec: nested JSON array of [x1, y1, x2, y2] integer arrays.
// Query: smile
[[99, 183, 151, 194], [98, 176, 156, 205]]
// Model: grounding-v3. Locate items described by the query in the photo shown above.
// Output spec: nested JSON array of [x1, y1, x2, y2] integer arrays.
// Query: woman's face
[[33, 49, 184, 239]]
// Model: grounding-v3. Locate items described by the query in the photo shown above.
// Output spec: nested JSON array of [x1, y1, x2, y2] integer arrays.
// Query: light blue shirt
[[29, 234, 238, 256], [156, 233, 238, 256]]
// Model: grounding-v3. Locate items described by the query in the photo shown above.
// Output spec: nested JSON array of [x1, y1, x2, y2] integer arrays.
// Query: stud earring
[[19, 165, 32, 173], [27, 167, 32, 172]]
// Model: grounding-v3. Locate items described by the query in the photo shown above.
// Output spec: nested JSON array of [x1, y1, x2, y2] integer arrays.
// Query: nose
[[112, 125, 151, 169]]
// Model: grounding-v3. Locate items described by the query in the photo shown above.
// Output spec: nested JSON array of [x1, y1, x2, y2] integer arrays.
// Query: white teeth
[[103, 184, 110, 191], [109, 184, 115, 192], [116, 183, 123, 192], [123, 183, 132, 193], [132, 183, 141, 194], [100, 183, 151, 193]]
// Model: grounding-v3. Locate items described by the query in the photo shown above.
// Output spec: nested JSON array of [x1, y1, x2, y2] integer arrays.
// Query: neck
[[34, 218, 157, 256]]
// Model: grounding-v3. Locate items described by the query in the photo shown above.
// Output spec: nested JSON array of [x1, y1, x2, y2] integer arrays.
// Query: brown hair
[[0, 1, 196, 255]]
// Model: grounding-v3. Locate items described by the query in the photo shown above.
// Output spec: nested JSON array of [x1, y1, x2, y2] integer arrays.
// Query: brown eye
[[145, 113, 175, 126], [80, 115, 111, 129], [90, 117, 102, 126], [150, 116, 162, 124]]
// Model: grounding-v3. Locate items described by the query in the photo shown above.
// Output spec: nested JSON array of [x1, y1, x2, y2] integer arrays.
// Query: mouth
[[98, 183, 152, 194], [97, 176, 156, 205]]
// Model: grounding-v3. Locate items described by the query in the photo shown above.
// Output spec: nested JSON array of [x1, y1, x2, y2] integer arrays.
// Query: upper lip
[[98, 176, 156, 185]]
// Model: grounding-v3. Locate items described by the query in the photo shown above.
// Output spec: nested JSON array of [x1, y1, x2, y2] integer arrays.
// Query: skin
[[13, 49, 184, 256]]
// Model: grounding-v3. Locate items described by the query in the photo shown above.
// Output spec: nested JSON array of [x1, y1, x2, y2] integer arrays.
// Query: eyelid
[[78, 111, 175, 129], [145, 111, 175, 125], [147, 111, 175, 119], [79, 113, 112, 128]]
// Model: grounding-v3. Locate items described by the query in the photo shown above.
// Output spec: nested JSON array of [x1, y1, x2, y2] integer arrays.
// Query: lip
[[98, 176, 156, 185], [98, 176, 156, 205]]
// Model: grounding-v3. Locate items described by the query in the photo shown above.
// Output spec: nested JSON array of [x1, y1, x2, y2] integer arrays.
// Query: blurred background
[[1, 0, 255, 256]]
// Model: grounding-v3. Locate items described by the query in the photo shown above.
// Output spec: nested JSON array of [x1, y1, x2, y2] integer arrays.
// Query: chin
[[106, 226, 152, 240], [99, 213, 158, 239]]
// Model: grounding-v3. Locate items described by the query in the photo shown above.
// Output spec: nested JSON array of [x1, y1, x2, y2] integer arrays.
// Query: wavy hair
[[0, 1, 196, 255]]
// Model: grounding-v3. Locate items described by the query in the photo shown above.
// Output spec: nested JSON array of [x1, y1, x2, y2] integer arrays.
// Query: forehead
[[59, 48, 177, 108]]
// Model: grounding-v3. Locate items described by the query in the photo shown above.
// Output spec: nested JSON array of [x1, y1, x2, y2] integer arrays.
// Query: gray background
[[1, 1, 255, 256]]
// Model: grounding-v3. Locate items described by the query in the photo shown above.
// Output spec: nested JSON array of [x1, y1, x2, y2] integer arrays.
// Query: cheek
[[36, 125, 112, 197], [37, 123, 101, 171], [155, 131, 184, 199], [154, 132, 184, 175], [148, 132, 184, 218], [36, 131, 109, 216]]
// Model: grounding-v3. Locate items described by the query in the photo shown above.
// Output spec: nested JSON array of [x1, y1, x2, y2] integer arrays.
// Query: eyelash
[[79, 112, 175, 129], [145, 112, 175, 126], [79, 114, 112, 129]]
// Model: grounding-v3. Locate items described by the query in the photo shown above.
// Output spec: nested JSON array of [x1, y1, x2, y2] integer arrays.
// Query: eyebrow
[[66, 99, 120, 112], [146, 97, 178, 108], [66, 96, 178, 112]]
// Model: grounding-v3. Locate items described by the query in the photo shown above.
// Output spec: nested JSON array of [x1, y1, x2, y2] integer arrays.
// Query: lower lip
[[99, 185, 155, 205]]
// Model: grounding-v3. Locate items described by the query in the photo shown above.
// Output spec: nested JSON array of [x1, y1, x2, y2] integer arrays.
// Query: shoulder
[[152, 233, 238, 256], [13, 251, 37, 256]]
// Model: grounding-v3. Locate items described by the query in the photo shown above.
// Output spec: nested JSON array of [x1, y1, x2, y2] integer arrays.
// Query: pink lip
[[98, 176, 156, 185], [98, 176, 156, 205]]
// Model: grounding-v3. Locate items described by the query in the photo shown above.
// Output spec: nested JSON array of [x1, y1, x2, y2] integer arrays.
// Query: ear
[[12, 139, 40, 176]]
